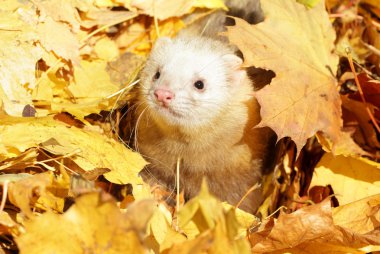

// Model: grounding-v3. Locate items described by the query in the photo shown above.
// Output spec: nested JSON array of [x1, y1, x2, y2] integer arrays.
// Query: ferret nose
[[154, 89, 174, 106]]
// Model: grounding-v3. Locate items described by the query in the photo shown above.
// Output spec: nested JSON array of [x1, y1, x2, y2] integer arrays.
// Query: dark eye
[[194, 80, 204, 90], [154, 71, 160, 80]]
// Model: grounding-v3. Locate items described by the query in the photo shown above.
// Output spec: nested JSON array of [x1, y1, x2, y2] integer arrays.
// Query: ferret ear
[[222, 54, 245, 86], [222, 54, 243, 70], [153, 37, 172, 50]]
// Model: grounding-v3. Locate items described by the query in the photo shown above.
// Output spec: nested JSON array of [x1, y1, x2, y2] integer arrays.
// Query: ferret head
[[139, 36, 246, 129]]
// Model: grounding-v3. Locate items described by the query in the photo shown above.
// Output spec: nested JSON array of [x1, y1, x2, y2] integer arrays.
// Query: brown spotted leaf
[[250, 197, 380, 253], [225, 0, 350, 154]]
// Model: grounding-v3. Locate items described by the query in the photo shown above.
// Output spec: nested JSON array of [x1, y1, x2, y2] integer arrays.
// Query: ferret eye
[[154, 71, 160, 80], [194, 80, 204, 90]]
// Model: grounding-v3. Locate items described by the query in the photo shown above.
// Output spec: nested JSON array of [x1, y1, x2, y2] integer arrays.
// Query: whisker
[[123, 102, 147, 146], [134, 106, 149, 152]]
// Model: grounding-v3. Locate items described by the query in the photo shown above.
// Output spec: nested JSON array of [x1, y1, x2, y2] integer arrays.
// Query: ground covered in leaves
[[0, 0, 380, 253]]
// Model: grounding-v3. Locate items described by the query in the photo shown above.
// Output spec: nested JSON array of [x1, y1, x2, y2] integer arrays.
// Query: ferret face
[[139, 37, 244, 128]]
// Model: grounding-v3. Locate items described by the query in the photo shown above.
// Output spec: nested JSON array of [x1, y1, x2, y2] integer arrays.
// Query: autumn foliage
[[0, 0, 380, 253]]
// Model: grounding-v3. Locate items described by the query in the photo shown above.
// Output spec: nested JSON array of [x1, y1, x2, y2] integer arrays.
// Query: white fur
[[139, 36, 247, 130], [135, 35, 269, 213]]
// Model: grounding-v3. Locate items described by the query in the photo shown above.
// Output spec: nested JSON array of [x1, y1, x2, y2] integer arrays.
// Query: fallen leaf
[[94, 37, 119, 61], [193, 0, 228, 10], [170, 181, 251, 253], [316, 130, 368, 156], [297, 0, 322, 8], [0, 211, 18, 235], [81, 9, 137, 29], [127, 0, 193, 20], [7, 172, 68, 217], [16, 192, 155, 254], [250, 198, 380, 253], [225, 0, 346, 155], [33, 0, 81, 32], [0, 116, 147, 186], [37, 16, 80, 64], [149, 204, 171, 245], [333, 194, 380, 234], [0, 173, 33, 183], [222, 202, 260, 237], [310, 153, 380, 206], [348, 73, 380, 110], [106, 52, 145, 86], [342, 95, 380, 149], [70, 60, 118, 98], [336, 29, 369, 64], [116, 17, 185, 56], [126, 0, 226, 20], [0, 4, 43, 116], [145, 203, 187, 252]]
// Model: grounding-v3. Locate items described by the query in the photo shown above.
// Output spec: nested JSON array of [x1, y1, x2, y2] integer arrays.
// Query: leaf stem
[[175, 157, 180, 231], [235, 183, 260, 210], [0, 181, 9, 213], [345, 47, 380, 134]]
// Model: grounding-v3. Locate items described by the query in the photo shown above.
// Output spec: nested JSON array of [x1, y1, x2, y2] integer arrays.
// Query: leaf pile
[[0, 0, 380, 253]]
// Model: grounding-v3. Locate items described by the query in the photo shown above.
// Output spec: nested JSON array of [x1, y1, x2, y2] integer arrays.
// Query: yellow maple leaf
[[171, 181, 251, 253], [0, 4, 43, 116], [224, 0, 358, 156], [7, 172, 69, 216], [126, 0, 193, 20], [49, 59, 123, 119], [94, 0, 116, 8], [33, 0, 81, 32], [70, 59, 119, 100], [193, 0, 227, 10], [37, 16, 80, 64], [310, 153, 380, 205], [0, 116, 147, 185], [126, 0, 225, 20], [119, 17, 185, 56], [333, 194, 380, 234], [16, 193, 155, 254], [94, 37, 119, 61]]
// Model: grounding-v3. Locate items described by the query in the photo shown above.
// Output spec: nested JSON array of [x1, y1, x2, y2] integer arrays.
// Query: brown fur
[[132, 1, 272, 213], [135, 56, 273, 212]]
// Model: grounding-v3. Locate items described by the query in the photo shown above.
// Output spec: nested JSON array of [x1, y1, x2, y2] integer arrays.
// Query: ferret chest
[[137, 120, 252, 174]]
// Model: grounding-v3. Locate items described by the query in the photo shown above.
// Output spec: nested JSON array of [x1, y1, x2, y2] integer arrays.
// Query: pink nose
[[154, 89, 174, 106]]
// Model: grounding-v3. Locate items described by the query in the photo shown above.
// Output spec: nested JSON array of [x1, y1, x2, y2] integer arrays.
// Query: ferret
[[133, 2, 274, 213]]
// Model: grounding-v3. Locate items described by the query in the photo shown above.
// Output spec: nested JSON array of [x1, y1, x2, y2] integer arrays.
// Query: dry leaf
[[250, 198, 380, 253], [70, 59, 120, 101], [0, 0, 379, 253], [81, 9, 137, 29], [94, 37, 119, 61], [7, 172, 68, 217], [125, 0, 226, 20], [116, 17, 185, 55], [333, 194, 380, 234], [0, 211, 18, 235], [310, 153, 380, 206], [0, 4, 42, 116], [16, 192, 155, 254], [127, 0, 193, 20], [0, 116, 147, 185], [225, 0, 358, 155], [37, 16, 80, 64], [348, 73, 380, 110], [33, 0, 81, 32], [193, 0, 227, 10], [342, 95, 380, 149], [170, 182, 251, 253]]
